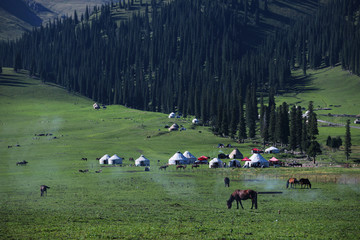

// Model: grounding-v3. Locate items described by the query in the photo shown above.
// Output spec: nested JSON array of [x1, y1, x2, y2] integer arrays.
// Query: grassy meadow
[[1, 67, 360, 239]]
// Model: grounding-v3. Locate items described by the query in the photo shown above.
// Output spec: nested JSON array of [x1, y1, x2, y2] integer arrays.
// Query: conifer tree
[[344, 119, 352, 161]]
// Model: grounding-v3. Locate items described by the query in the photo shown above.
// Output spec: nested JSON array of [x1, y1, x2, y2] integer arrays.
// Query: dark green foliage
[[307, 140, 322, 164], [307, 101, 318, 140], [0, 0, 358, 140], [345, 119, 352, 160], [326, 136, 342, 151]]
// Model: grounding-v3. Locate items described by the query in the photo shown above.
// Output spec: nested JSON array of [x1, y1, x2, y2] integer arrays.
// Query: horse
[[299, 178, 311, 189], [81, 158, 87, 161], [227, 189, 258, 210], [40, 185, 50, 196], [159, 165, 168, 170], [176, 165, 187, 170], [286, 178, 299, 188], [192, 164, 199, 169], [79, 169, 89, 173], [224, 177, 230, 187], [95, 169, 102, 173], [16, 160, 28, 166]]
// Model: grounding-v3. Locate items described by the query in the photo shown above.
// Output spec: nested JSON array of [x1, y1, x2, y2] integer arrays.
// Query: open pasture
[[1, 68, 360, 239]]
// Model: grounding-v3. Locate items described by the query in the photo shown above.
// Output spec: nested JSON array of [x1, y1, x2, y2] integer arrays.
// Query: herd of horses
[[286, 178, 312, 189]]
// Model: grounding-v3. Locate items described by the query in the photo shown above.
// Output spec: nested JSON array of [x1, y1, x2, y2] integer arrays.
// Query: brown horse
[[286, 178, 299, 188], [192, 164, 200, 169], [159, 165, 168, 170], [299, 178, 311, 189], [224, 177, 230, 187], [227, 190, 258, 209], [16, 160, 28, 166], [176, 165, 187, 170], [40, 185, 50, 196]]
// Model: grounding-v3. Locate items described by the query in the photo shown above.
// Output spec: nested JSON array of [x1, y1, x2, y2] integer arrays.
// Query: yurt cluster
[[98, 146, 281, 168]]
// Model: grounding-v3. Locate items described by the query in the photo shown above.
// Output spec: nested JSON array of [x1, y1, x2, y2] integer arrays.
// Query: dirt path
[[318, 119, 360, 129]]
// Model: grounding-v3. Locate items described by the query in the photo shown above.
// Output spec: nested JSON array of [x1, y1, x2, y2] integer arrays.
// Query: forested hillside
[[0, 0, 359, 146]]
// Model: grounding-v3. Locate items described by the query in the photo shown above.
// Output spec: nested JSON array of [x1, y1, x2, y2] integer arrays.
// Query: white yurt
[[243, 153, 269, 168], [168, 123, 179, 131], [135, 155, 150, 166], [168, 151, 189, 165], [229, 159, 241, 168], [183, 151, 197, 164], [168, 112, 176, 118], [192, 118, 199, 124], [209, 158, 224, 168], [99, 154, 110, 164], [229, 148, 243, 159], [265, 146, 280, 154], [108, 154, 123, 165]]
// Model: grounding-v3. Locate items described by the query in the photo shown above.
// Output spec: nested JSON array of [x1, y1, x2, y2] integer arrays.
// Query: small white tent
[[168, 151, 189, 165], [99, 154, 110, 164], [168, 112, 176, 118], [229, 148, 243, 159], [243, 153, 269, 168], [183, 151, 197, 164], [108, 154, 123, 165], [209, 158, 224, 168], [265, 146, 280, 154], [229, 159, 241, 168], [192, 118, 199, 124], [169, 123, 179, 131], [135, 155, 150, 166]]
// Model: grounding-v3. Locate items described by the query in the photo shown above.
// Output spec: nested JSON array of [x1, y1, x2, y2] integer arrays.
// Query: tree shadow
[[0, 76, 34, 87]]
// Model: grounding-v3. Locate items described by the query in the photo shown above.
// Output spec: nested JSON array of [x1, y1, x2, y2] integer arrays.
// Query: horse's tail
[[309, 182, 311, 189], [286, 179, 289, 188]]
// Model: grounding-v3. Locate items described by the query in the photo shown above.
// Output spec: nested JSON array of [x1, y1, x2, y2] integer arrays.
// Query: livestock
[[159, 165, 168, 170], [227, 189, 258, 210], [191, 164, 200, 169], [81, 158, 88, 161], [286, 178, 299, 188], [176, 165, 187, 170], [40, 185, 50, 196], [16, 160, 28, 166], [224, 177, 230, 187], [95, 169, 102, 173], [299, 178, 311, 189]]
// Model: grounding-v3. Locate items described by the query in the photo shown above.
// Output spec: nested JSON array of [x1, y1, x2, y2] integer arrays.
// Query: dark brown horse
[[40, 185, 50, 196], [227, 190, 258, 209], [224, 177, 230, 187], [16, 160, 28, 166], [286, 178, 299, 188], [299, 178, 311, 189], [176, 165, 187, 170], [192, 164, 200, 169], [159, 165, 168, 170]]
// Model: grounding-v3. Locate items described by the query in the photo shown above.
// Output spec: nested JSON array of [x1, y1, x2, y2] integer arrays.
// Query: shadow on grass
[[281, 73, 321, 97], [0, 77, 34, 87]]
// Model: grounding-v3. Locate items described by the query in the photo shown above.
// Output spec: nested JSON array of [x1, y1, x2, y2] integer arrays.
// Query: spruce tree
[[344, 119, 352, 161]]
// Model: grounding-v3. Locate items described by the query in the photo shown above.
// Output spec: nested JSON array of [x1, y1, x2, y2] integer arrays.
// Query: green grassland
[[1, 67, 360, 239]]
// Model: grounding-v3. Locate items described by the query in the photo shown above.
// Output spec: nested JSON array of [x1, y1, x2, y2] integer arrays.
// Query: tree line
[[0, 0, 358, 156]]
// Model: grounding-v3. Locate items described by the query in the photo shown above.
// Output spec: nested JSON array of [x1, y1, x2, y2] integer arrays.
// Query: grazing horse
[[192, 164, 200, 169], [40, 185, 50, 196], [227, 190, 258, 210], [159, 165, 168, 170], [95, 169, 102, 173], [81, 158, 87, 161], [299, 178, 311, 189], [224, 177, 230, 187], [176, 165, 187, 170], [286, 178, 299, 188], [16, 160, 28, 166]]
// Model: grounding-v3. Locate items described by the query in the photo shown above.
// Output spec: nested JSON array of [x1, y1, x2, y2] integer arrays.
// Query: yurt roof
[[183, 151, 197, 160], [136, 155, 149, 161], [109, 154, 122, 160], [249, 153, 268, 163], [209, 158, 223, 163], [242, 157, 251, 161], [100, 154, 110, 161], [265, 146, 279, 152], [169, 151, 188, 161]]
